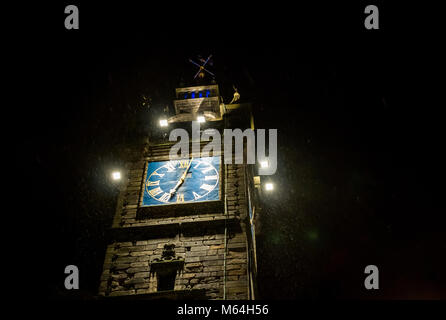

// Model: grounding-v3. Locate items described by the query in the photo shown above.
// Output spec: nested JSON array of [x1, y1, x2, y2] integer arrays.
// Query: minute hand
[[168, 158, 194, 198]]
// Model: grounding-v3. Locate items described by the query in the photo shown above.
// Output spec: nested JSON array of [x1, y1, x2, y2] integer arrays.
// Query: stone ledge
[[108, 216, 242, 242], [136, 200, 224, 219], [101, 288, 207, 300]]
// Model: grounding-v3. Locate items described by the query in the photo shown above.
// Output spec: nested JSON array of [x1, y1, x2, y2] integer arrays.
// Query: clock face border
[[136, 155, 224, 219]]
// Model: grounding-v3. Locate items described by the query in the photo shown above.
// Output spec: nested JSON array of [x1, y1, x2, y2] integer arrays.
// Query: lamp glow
[[112, 171, 121, 180], [260, 160, 269, 168], [265, 183, 274, 191], [159, 119, 168, 127]]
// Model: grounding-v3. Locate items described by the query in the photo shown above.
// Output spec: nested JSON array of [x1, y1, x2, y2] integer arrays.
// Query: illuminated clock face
[[142, 156, 220, 206]]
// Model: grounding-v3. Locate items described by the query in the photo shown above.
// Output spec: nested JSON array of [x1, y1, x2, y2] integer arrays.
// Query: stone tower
[[98, 80, 261, 299]]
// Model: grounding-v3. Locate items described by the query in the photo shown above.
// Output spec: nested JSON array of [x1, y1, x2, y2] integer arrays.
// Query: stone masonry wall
[[98, 231, 248, 299], [98, 155, 250, 299]]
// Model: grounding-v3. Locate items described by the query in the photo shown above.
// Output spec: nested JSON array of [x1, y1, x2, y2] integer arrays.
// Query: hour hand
[[169, 180, 183, 197], [168, 158, 194, 198]]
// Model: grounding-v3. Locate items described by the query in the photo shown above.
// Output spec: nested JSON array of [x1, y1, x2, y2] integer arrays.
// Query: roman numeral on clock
[[176, 193, 185, 203], [205, 175, 218, 180], [151, 171, 165, 178], [148, 187, 163, 197], [147, 180, 160, 186], [201, 167, 214, 174], [179, 160, 189, 168], [158, 193, 171, 202], [165, 162, 177, 172], [200, 183, 214, 192]]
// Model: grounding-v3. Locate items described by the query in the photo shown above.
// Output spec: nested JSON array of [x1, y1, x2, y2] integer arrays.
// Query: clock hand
[[168, 158, 194, 199], [169, 180, 183, 196]]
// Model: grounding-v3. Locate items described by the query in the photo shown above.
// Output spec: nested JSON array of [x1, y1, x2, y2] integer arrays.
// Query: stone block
[[127, 266, 148, 274]]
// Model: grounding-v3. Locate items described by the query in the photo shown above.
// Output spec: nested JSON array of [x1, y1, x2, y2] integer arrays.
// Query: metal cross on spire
[[189, 55, 215, 80]]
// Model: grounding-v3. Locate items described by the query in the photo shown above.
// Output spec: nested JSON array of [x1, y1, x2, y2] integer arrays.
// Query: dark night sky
[[14, 3, 446, 300]]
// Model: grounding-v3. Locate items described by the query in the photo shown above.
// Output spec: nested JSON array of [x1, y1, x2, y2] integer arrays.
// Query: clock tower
[[98, 74, 261, 299]]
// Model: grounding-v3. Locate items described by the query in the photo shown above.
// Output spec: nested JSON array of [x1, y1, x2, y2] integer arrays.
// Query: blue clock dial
[[142, 156, 220, 206]]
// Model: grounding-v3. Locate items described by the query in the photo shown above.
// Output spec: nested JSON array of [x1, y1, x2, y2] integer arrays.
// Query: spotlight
[[112, 171, 121, 181], [260, 160, 269, 168], [159, 119, 168, 127], [265, 183, 274, 191]]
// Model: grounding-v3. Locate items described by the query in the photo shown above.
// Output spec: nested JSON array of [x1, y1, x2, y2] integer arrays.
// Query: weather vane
[[189, 55, 215, 80]]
